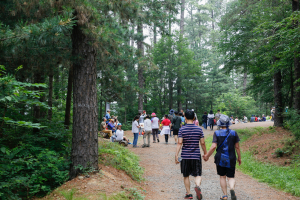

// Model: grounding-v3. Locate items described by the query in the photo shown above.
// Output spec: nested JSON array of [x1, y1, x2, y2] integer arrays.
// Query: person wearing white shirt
[[115, 123, 130, 143], [151, 113, 160, 143], [142, 115, 152, 148], [132, 115, 140, 147]]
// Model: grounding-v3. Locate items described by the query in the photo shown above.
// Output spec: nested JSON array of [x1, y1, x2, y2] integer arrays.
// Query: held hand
[[202, 154, 209, 162], [238, 158, 242, 166]]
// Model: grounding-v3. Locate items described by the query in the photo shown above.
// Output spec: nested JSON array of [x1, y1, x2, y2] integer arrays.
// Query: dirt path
[[125, 122, 300, 200]]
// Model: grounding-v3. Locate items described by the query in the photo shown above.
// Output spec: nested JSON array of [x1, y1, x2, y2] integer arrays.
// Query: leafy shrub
[[98, 141, 144, 181], [275, 148, 284, 157], [283, 109, 300, 139], [0, 144, 70, 199]]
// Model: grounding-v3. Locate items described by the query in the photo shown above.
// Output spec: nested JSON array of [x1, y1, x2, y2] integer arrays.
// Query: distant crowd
[[99, 108, 273, 147]]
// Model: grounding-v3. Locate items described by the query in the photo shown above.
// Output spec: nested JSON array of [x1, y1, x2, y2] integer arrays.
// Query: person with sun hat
[[203, 114, 241, 200]]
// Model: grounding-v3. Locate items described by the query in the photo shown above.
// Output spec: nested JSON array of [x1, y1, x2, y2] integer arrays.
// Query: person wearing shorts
[[175, 110, 207, 200], [204, 114, 242, 200], [172, 111, 181, 144]]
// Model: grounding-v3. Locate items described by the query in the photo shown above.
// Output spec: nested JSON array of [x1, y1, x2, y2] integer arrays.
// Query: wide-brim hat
[[117, 123, 122, 126], [151, 113, 156, 116], [217, 114, 232, 127]]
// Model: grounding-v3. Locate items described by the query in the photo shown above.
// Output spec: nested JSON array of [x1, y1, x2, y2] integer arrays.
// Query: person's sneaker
[[157, 139, 160, 143], [194, 186, 202, 200], [146, 144, 150, 147], [128, 142, 132, 144], [184, 194, 193, 199], [142, 144, 147, 148]]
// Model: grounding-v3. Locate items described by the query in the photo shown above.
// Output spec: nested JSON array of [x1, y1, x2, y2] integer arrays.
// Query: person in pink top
[[193, 116, 199, 126], [161, 114, 171, 144]]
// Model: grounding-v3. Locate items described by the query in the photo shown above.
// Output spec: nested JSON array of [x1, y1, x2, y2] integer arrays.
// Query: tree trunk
[[293, 0, 300, 112], [54, 65, 60, 100], [64, 65, 73, 129], [33, 68, 45, 133], [137, 20, 144, 113], [243, 71, 247, 96], [178, 0, 185, 111], [70, 22, 98, 179], [154, 25, 157, 44], [273, 59, 283, 127], [180, 0, 185, 35], [169, 77, 173, 110], [48, 69, 54, 121], [211, 10, 214, 30], [289, 65, 294, 109]]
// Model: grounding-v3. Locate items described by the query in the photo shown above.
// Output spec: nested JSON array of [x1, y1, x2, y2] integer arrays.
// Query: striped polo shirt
[[178, 124, 204, 160]]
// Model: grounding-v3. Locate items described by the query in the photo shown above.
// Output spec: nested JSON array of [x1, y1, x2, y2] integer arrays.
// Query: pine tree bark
[[137, 20, 144, 113], [178, 0, 185, 111], [243, 71, 247, 96], [293, 0, 300, 112], [180, 0, 185, 35], [70, 23, 98, 179], [273, 58, 283, 127], [64, 65, 73, 129], [48, 68, 53, 121], [33, 68, 45, 133]]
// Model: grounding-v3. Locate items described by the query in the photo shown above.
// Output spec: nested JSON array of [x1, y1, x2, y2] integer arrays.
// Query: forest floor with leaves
[[39, 121, 300, 200]]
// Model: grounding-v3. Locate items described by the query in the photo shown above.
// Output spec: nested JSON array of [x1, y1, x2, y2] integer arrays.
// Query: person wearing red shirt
[[161, 114, 171, 144], [255, 115, 258, 122]]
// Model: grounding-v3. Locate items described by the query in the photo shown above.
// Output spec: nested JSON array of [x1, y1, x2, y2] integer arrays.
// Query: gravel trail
[[127, 122, 299, 200]]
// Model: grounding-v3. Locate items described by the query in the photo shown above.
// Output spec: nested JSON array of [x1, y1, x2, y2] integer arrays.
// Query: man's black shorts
[[181, 159, 202, 177], [173, 129, 179, 135], [216, 165, 235, 178]]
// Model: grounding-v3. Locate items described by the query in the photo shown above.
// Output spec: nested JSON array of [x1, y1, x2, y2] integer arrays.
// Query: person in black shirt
[[203, 115, 241, 200], [202, 112, 208, 129], [172, 111, 182, 144]]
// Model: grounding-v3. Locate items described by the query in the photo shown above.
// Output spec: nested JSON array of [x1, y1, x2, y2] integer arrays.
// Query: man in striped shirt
[[175, 110, 207, 200]]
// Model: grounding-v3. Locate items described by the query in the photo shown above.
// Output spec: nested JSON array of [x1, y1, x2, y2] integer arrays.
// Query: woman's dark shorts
[[181, 159, 202, 177], [173, 129, 179, 135], [216, 165, 235, 178]]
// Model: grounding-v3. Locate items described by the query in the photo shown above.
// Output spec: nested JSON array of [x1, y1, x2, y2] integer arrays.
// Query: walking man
[[203, 114, 241, 200], [172, 111, 181, 144], [175, 110, 207, 200], [151, 113, 160, 143], [142, 115, 152, 148]]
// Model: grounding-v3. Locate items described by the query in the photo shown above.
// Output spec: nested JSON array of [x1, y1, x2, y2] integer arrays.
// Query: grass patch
[[98, 141, 144, 181], [237, 151, 300, 196], [100, 188, 144, 200], [205, 135, 213, 151], [55, 187, 144, 200]]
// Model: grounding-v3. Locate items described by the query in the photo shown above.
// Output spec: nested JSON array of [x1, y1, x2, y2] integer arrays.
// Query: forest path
[[126, 122, 300, 200]]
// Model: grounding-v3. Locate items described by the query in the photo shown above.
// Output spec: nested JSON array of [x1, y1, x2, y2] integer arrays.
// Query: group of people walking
[[201, 110, 222, 131], [131, 110, 184, 148]]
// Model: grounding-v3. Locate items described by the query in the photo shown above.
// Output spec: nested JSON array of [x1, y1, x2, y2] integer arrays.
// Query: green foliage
[[235, 127, 265, 143], [237, 151, 300, 197], [98, 141, 144, 181], [215, 89, 262, 119], [0, 144, 70, 199], [59, 188, 77, 200], [100, 188, 145, 200], [283, 109, 300, 139]]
